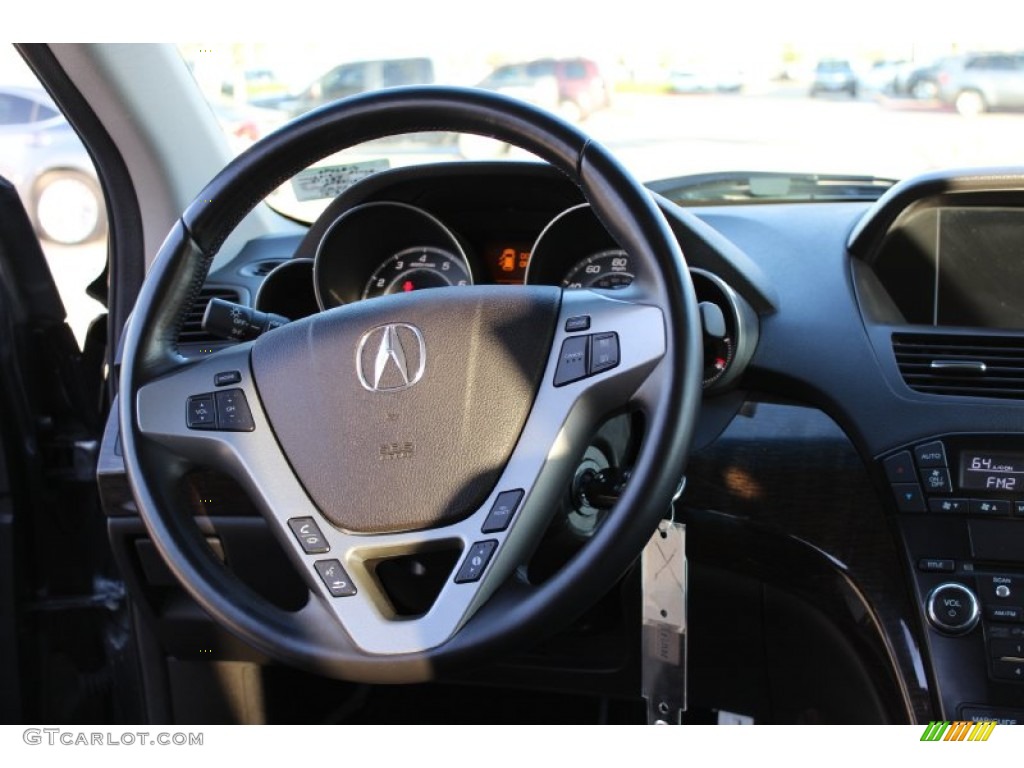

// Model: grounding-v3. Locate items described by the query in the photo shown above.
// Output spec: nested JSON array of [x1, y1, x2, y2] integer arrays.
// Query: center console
[[881, 434, 1024, 723]]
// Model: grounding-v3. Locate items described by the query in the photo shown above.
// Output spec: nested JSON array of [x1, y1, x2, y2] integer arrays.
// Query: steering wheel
[[119, 86, 703, 683]]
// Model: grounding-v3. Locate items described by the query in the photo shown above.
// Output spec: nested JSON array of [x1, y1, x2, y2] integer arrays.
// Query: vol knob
[[926, 583, 980, 635]]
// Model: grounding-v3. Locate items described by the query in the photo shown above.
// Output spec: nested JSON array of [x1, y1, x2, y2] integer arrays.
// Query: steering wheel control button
[[481, 490, 524, 534], [883, 451, 916, 483], [554, 336, 590, 386], [920, 467, 952, 493], [454, 540, 498, 584], [929, 498, 968, 513], [915, 441, 948, 468], [971, 499, 1011, 516], [214, 389, 255, 431], [892, 483, 926, 512], [287, 517, 330, 554], [926, 583, 981, 634], [564, 315, 591, 333], [589, 332, 620, 374], [186, 395, 217, 429], [314, 560, 356, 597], [918, 558, 956, 573], [214, 370, 242, 387], [987, 606, 1023, 623]]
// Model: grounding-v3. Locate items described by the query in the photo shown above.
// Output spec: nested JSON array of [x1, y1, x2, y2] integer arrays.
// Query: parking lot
[[582, 85, 1024, 182]]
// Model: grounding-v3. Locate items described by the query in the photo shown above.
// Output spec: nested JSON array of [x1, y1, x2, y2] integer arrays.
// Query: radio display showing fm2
[[960, 450, 1024, 492]]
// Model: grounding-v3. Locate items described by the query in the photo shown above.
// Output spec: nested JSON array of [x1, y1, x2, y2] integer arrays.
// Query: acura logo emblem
[[356, 323, 426, 392]]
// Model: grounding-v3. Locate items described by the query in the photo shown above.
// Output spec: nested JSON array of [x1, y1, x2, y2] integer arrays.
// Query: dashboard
[[105, 161, 1024, 724], [192, 163, 763, 393]]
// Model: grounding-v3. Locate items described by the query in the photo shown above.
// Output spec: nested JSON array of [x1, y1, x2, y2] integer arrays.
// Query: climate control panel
[[881, 435, 1024, 518]]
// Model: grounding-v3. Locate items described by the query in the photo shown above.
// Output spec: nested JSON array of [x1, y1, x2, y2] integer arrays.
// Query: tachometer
[[362, 246, 472, 299], [313, 201, 470, 309], [561, 249, 634, 290]]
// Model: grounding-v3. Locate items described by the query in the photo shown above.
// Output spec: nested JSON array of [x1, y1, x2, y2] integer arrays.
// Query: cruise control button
[[287, 517, 329, 554], [553, 336, 589, 386], [892, 483, 926, 512], [914, 441, 948, 468], [883, 451, 916, 483], [454, 540, 498, 584], [589, 332, 620, 374], [186, 394, 216, 429], [314, 559, 356, 597], [929, 498, 968, 513], [920, 467, 952, 494], [971, 499, 1011, 516], [215, 389, 255, 431], [481, 490, 524, 534]]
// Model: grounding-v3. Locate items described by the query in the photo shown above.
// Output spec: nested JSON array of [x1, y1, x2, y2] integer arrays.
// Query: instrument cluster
[[254, 196, 754, 392]]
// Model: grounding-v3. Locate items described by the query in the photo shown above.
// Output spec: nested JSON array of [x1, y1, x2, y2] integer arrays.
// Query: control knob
[[926, 582, 980, 635]]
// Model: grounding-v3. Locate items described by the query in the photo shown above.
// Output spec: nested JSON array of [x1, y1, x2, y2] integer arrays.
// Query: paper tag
[[641, 519, 687, 724], [291, 159, 390, 201]]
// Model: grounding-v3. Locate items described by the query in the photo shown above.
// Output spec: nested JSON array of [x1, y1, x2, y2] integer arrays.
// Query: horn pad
[[250, 286, 560, 534]]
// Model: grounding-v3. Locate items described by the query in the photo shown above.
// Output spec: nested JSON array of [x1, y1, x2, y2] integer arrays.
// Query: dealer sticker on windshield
[[291, 160, 390, 201]]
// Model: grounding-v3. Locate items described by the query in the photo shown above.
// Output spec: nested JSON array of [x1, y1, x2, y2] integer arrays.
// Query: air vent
[[240, 259, 286, 277], [893, 332, 1024, 399], [178, 286, 242, 344]]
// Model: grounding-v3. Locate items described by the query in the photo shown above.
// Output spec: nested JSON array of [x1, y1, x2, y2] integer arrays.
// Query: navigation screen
[[960, 450, 1024, 492], [936, 207, 1024, 329], [874, 205, 1024, 330]]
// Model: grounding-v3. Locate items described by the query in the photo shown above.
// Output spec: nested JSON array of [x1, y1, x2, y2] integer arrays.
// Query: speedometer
[[362, 246, 472, 299], [561, 249, 634, 290]]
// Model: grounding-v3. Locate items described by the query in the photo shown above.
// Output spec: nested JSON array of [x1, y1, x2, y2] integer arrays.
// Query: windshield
[[137, 7, 1024, 219]]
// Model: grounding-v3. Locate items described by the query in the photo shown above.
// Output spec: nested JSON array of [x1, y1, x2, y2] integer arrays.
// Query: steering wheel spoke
[[134, 289, 666, 656]]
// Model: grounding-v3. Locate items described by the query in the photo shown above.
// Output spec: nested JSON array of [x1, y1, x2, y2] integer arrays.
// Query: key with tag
[[641, 517, 687, 724]]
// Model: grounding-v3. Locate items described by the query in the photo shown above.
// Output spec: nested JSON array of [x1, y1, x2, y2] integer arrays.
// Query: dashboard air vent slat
[[893, 332, 1024, 399], [178, 287, 242, 344]]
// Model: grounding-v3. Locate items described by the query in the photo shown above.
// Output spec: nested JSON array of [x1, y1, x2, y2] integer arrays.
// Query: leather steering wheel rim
[[119, 86, 703, 683]]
